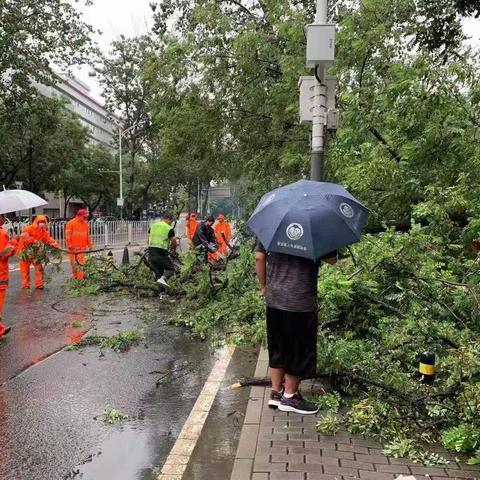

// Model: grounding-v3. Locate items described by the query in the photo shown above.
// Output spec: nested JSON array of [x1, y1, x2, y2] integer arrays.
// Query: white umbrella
[[0, 189, 48, 215]]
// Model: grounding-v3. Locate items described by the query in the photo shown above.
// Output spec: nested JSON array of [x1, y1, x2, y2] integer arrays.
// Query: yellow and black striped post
[[419, 351, 436, 384], [107, 250, 114, 269]]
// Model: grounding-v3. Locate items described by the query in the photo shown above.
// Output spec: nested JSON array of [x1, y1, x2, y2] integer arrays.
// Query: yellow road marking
[[157, 345, 236, 480]]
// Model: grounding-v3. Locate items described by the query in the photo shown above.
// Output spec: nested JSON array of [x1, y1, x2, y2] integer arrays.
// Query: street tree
[[95, 35, 156, 218], [0, 0, 96, 102], [0, 95, 90, 194]]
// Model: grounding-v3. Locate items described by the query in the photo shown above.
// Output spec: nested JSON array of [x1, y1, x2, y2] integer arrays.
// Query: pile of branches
[[177, 223, 480, 463], [67, 254, 163, 297], [313, 225, 480, 464]]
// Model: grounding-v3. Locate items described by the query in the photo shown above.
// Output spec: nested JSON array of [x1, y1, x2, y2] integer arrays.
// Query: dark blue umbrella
[[247, 180, 368, 260]]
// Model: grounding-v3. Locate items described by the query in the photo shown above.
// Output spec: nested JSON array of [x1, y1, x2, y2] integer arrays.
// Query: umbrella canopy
[[0, 189, 47, 215], [248, 180, 368, 260]]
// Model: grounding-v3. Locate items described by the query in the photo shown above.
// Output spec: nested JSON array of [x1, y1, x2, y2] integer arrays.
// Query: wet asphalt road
[[0, 253, 228, 480]]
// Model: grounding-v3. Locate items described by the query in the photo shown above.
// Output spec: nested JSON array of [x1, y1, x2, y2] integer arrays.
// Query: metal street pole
[[310, 0, 329, 182], [118, 126, 123, 219], [117, 123, 139, 220]]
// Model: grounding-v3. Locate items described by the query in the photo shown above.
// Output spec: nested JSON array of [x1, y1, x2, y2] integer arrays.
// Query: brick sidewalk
[[230, 349, 480, 480]]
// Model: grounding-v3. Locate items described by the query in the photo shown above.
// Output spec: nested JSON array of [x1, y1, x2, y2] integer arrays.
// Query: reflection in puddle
[[74, 426, 160, 480]]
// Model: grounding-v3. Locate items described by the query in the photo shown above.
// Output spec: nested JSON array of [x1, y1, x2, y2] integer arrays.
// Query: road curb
[[158, 344, 236, 479]]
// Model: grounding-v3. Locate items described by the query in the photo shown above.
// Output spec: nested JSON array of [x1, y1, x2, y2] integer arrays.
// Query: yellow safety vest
[[149, 221, 172, 250]]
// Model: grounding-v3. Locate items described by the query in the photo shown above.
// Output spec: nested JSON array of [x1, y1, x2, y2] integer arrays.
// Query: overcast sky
[[71, 0, 154, 102], [71, 1, 480, 103]]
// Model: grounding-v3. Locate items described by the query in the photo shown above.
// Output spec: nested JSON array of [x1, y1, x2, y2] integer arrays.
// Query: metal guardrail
[[44, 220, 150, 248]]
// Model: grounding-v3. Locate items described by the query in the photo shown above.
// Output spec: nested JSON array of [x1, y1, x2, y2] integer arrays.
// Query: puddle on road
[[73, 426, 165, 480]]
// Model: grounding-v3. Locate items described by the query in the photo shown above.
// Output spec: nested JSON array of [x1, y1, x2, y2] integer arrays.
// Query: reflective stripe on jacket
[[149, 221, 172, 250]]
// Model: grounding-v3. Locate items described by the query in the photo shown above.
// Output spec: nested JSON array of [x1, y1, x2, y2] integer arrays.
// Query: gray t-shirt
[[256, 242, 320, 313]]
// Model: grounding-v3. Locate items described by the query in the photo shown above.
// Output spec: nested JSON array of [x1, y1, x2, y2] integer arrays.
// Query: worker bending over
[[17, 215, 60, 289], [148, 212, 178, 288]]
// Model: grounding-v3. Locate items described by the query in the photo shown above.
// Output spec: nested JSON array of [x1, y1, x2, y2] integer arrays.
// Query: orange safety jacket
[[185, 219, 198, 240], [214, 221, 232, 245], [17, 215, 60, 255], [65, 217, 92, 252], [0, 229, 16, 290]]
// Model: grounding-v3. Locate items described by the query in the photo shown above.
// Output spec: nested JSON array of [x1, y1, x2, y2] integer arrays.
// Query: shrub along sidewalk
[[230, 349, 480, 480]]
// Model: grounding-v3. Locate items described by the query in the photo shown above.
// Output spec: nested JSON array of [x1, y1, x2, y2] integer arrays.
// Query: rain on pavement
[[0, 252, 251, 480]]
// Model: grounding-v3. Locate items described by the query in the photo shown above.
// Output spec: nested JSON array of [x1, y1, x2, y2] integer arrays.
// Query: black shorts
[[266, 306, 318, 379]]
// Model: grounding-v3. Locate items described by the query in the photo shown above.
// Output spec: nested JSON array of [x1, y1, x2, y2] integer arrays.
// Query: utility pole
[[117, 123, 138, 220], [305, 0, 335, 182], [118, 127, 124, 219]]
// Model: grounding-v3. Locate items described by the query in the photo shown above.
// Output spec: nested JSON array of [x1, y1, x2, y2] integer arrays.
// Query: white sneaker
[[157, 276, 170, 288]]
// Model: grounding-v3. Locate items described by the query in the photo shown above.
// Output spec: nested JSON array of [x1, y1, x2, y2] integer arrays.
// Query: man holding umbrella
[[250, 180, 367, 415]]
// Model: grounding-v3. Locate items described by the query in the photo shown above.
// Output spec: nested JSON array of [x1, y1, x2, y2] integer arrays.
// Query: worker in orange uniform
[[185, 213, 198, 243], [214, 213, 232, 258], [17, 215, 60, 290], [65, 209, 93, 281], [0, 214, 16, 337]]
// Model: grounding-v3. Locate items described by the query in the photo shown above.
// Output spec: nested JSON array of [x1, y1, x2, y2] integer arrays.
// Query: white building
[[36, 74, 117, 151], [34, 75, 118, 218]]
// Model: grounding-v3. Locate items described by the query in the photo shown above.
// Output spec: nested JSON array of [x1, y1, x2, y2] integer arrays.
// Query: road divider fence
[[48, 220, 150, 249]]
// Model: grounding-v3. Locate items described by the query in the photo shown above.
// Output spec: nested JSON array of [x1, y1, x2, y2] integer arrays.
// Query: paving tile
[[341, 459, 375, 471], [237, 424, 260, 459], [254, 359, 269, 377], [320, 433, 352, 442], [321, 449, 356, 460], [409, 466, 448, 476], [252, 473, 269, 480], [307, 474, 347, 480], [253, 462, 287, 472], [460, 464, 480, 472], [386, 457, 417, 466], [323, 464, 360, 477], [374, 463, 410, 474], [337, 443, 369, 455], [256, 447, 288, 456], [274, 427, 304, 434], [444, 469, 479, 479], [357, 471, 394, 480], [351, 438, 383, 448], [273, 440, 305, 447], [251, 386, 266, 398], [259, 432, 288, 440], [231, 459, 253, 480], [289, 447, 322, 455], [271, 453, 305, 463], [288, 463, 323, 473], [257, 439, 273, 448], [306, 455, 339, 466], [355, 454, 389, 465], [269, 473, 305, 480], [245, 398, 264, 425], [290, 433, 322, 440]]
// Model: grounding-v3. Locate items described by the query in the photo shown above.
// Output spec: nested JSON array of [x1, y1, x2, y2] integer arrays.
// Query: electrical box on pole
[[299, 75, 337, 128], [306, 24, 335, 68]]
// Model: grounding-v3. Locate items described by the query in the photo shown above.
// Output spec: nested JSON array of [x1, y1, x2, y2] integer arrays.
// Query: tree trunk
[[63, 194, 72, 218], [202, 182, 210, 216]]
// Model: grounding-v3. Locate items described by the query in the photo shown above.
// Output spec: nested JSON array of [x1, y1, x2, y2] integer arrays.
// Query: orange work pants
[[0, 260, 9, 334], [0, 290, 5, 317], [19, 260, 44, 288], [68, 252, 86, 280]]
